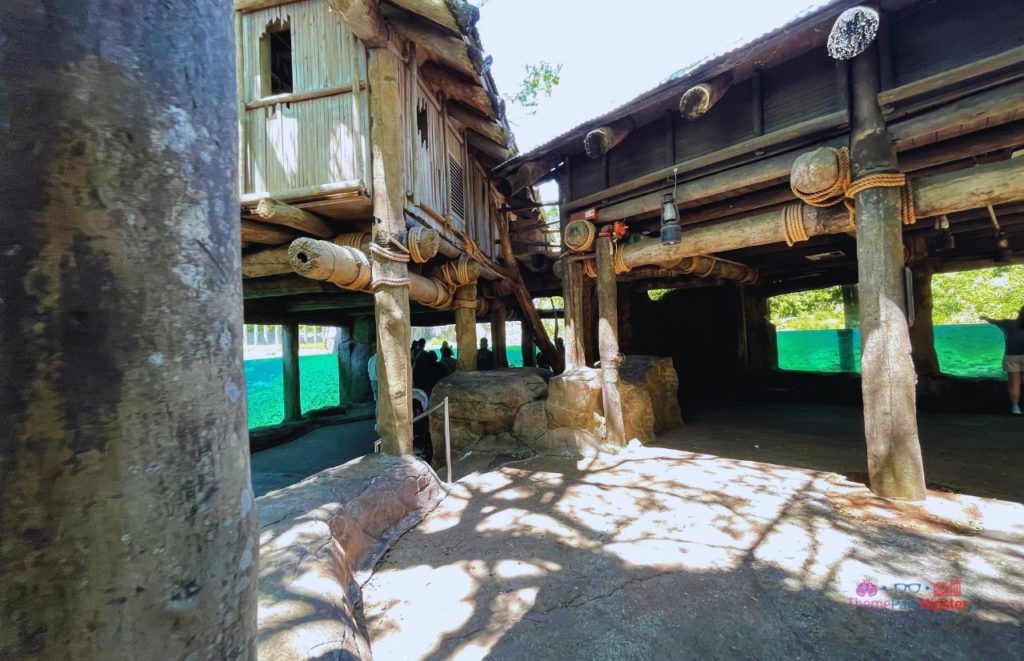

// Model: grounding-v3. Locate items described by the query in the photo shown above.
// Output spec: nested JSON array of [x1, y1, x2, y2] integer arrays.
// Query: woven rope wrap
[[782, 203, 810, 247], [437, 255, 476, 291], [613, 243, 630, 274], [582, 259, 597, 279], [407, 225, 438, 264], [369, 238, 411, 290], [565, 219, 597, 252], [334, 232, 369, 250], [790, 146, 916, 229]]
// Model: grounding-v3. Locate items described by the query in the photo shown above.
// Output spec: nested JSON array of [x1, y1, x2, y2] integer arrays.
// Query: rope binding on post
[[369, 233, 411, 290]]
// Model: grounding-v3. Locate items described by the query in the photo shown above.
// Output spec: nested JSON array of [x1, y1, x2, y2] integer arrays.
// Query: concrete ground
[[361, 418, 1024, 660], [679, 403, 1023, 502], [250, 417, 377, 496]]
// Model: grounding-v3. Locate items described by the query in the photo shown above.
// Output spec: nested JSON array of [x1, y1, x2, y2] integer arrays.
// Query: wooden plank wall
[[412, 81, 449, 225], [239, 0, 370, 195]]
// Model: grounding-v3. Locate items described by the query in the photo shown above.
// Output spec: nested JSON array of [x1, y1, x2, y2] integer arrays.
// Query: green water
[[245, 346, 526, 428], [776, 324, 1006, 379]]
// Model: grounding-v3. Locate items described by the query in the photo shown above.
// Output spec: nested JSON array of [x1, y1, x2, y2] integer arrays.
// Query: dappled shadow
[[360, 445, 1024, 660]]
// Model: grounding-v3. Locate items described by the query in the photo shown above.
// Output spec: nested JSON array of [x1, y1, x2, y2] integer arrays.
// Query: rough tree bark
[[455, 283, 479, 370], [562, 260, 588, 371], [0, 1, 257, 657], [491, 300, 509, 368], [369, 48, 413, 455], [596, 237, 626, 446], [521, 320, 537, 366], [850, 40, 927, 501]]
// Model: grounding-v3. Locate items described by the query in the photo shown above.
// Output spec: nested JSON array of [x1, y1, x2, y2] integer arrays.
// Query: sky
[[475, 0, 826, 153]]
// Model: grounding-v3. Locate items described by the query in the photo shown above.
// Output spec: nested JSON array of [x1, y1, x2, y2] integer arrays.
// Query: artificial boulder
[[429, 368, 549, 459], [619, 380, 657, 444], [546, 367, 605, 436], [620, 355, 683, 432], [512, 400, 603, 457]]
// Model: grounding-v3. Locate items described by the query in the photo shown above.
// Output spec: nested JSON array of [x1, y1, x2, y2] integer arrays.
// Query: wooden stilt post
[[849, 33, 926, 500], [491, 300, 509, 368], [839, 284, 860, 372], [562, 260, 588, 371], [910, 263, 941, 377], [596, 236, 626, 446], [282, 321, 302, 421], [368, 47, 413, 455], [0, 1, 257, 655], [521, 320, 537, 366], [455, 282, 479, 370]]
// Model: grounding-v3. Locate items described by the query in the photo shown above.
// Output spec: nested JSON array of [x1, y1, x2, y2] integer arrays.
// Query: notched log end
[[584, 128, 612, 160], [827, 6, 880, 60], [288, 238, 328, 278]]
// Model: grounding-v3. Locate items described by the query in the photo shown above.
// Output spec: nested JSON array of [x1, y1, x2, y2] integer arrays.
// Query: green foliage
[[932, 266, 1024, 324], [768, 266, 1024, 330], [769, 286, 845, 330], [647, 289, 673, 301], [509, 61, 562, 114]]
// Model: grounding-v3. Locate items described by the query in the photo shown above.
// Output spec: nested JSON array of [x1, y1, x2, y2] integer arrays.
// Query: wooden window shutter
[[448, 152, 465, 220]]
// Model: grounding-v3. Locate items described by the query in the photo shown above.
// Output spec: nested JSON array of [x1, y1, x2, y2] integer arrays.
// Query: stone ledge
[[256, 453, 444, 660]]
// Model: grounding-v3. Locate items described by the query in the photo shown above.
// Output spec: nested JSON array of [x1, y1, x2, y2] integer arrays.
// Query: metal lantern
[[661, 191, 681, 245]]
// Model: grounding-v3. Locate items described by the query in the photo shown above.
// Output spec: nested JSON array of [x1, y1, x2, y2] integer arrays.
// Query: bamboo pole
[[369, 48, 414, 455], [596, 236, 625, 446], [847, 30, 926, 501]]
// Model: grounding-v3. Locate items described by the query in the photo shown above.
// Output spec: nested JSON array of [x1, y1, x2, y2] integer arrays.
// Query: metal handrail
[[373, 396, 452, 485]]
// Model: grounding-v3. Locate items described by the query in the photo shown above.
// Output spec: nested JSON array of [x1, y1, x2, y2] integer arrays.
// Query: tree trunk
[[596, 237, 626, 446], [521, 321, 537, 366], [455, 284, 478, 370], [562, 260, 588, 371], [491, 301, 509, 368], [0, 1, 257, 656], [369, 48, 413, 455], [850, 41, 926, 501], [839, 284, 860, 372], [910, 264, 941, 377], [282, 321, 302, 421]]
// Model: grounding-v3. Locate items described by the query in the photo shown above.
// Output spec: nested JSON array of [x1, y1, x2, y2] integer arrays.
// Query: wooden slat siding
[[891, 0, 1024, 88], [608, 119, 672, 188], [570, 153, 604, 201], [675, 78, 755, 161], [760, 49, 838, 134], [239, 0, 367, 196], [413, 81, 448, 225]]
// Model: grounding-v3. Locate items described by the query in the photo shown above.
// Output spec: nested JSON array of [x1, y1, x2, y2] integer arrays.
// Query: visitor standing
[[367, 344, 378, 402], [441, 346, 457, 374], [477, 337, 494, 370], [983, 306, 1024, 415]]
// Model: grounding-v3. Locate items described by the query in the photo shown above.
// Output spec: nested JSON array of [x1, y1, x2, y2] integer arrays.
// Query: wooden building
[[495, 0, 1024, 500], [233, 0, 560, 452]]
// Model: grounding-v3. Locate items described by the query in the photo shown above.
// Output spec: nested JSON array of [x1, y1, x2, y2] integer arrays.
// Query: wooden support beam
[[254, 197, 335, 238], [521, 320, 536, 366], [420, 62, 493, 117], [446, 101, 507, 147], [562, 260, 588, 371], [617, 153, 1024, 271], [909, 263, 940, 376], [839, 284, 859, 372], [678, 72, 733, 120], [491, 300, 509, 368], [369, 47, 414, 456], [239, 178, 365, 206], [282, 321, 302, 421], [498, 154, 562, 197], [387, 0, 463, 34], [455, 283, 478, 370], [847, 33, 925, 501], [244, 275, 335, 299], [584, 117, 636, 159], [466, 130, 513, 163], [596, 236, 625, 446], [326, 0, 390, 48], [392, 17, 476, 79], [241, 218, 297, 245], [242, 246, 292, 278]]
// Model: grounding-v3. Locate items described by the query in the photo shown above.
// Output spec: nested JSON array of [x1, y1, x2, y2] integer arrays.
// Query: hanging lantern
[[661, 191, 681, 244]]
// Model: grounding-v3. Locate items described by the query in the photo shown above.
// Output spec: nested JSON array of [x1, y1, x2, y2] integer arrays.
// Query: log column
[[850, 37, 926, 500], [338, 316, 375, 405], [0, 1, 256, 657], [369, 48, 413, 455], [521, 320, 537, 366], [910, 264, 941, 377], [562, 260, 588, 371], [839, 284, 860, 372], [596, 237, 626, 446], [282, 321, 302, 420], [491, 300, 509, 368], [455, 282, 479, 371]]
